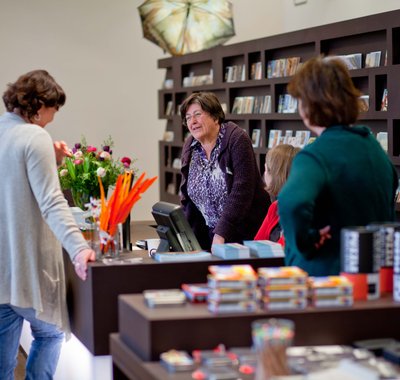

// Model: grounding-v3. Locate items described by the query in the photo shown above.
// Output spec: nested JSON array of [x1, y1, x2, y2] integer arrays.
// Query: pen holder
[[252, 318, 294, 380]]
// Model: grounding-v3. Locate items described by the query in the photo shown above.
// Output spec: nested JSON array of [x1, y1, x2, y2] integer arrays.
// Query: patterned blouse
[[187, 125, 228, 229]]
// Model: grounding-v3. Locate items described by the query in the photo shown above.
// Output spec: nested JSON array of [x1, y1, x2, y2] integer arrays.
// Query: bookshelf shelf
[[157, 9, 400, 203]]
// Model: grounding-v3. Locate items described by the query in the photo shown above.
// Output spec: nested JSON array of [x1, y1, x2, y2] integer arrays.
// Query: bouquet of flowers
[[58, 136, 136, 210]]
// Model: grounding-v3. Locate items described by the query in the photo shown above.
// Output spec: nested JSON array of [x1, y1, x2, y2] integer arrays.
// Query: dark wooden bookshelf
[[157, 9, 400, 204]]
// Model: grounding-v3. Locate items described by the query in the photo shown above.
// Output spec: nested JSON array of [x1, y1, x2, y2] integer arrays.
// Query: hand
[[72, 248, 96, 280], [315, 225, 331, 249], [211, 234, 225, 253], [54, 140, 72, 165]]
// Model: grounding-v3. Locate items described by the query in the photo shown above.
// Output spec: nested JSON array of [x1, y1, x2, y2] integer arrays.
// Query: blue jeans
[[0, 304, 64, 380]]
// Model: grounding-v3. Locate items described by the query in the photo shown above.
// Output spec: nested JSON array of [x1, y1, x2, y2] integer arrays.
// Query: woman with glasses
[[179, 92, 270, 251]]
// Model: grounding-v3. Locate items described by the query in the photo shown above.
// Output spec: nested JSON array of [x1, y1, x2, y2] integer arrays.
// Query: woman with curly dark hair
[[0, 70, 95, 379]]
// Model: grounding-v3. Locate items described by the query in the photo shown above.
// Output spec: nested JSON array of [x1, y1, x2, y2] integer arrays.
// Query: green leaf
[[65, 158, 76, 181]]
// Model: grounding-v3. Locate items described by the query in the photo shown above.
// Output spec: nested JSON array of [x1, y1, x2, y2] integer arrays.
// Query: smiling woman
[[179, 92, 270, 251]]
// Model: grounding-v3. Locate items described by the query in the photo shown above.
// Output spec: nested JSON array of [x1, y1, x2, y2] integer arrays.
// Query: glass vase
[[97, 228, 120, 260], [71, 189, 91, 210]]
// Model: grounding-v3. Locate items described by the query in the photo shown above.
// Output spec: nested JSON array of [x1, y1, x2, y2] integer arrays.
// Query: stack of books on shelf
[[365, 51, 382, 68], [207, 265, 258, 314], [181, 283, 209, 303], [231, 95, 271, 114], [250, 61, 262, 80], [268, 129, 311, 149], [212, 243, 250, 259], [182, 69, 213, 87], [257, 266, 308, 310], [165, 100, 174, 116], [309, 276, 353, 308], [381, 88, 388, 111], [143, 289, 186, 308], [359, 95, 369, 112], [267, 57, 301, 78], [224, 64, 245, 82], [335, 53, 362, 70], [243, 240, 285, 258], [277, 94, 298, 113], [376, 131, 388, 152]]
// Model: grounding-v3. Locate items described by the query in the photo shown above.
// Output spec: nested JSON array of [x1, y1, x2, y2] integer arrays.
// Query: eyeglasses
[[184, 111, 204, 125]]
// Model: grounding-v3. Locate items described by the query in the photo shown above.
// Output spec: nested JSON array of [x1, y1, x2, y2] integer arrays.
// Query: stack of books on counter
[[257, 266, 308, 310], [212, 243, 250, 259], [243, 240, 284, 258], [152, 250, 212, 262], [207, 265, 258, 314], [143, 289, 186, 308], [309, 276, 353, 308]]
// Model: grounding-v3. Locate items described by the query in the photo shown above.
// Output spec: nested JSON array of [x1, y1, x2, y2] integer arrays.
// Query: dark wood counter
[[64, 221, 284, 355], [118, 293, 400, 362], [110, 333, 253, 380]]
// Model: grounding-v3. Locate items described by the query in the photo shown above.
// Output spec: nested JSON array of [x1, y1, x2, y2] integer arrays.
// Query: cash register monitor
[[151, 201, 202, 252]]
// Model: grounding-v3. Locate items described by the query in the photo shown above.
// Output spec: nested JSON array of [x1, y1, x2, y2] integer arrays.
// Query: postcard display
[[157, 9, 400, 204]]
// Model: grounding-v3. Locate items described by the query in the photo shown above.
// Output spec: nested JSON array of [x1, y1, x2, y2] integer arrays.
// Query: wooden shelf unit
[[157, 9, 400, 203]]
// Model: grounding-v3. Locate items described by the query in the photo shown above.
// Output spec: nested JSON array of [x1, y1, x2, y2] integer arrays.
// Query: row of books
[[144, 264, 354, 313], [224, 64, 246, 83], [336, 51, 386, 70], [358, 90, 388, 113], [277, 94, 298, 113], [268, 129, 312, 148], [231, 95, 272, 114], [165, 50, 386, 91], [250, 61, 262, 80], [267, 57, 301, 78], [164, 88, 387, 118], [182, 69, 213, 87], [205, 265, 354, 313]]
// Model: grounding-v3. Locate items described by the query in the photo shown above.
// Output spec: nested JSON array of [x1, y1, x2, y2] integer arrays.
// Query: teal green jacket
[[278, 125, 398, 276]]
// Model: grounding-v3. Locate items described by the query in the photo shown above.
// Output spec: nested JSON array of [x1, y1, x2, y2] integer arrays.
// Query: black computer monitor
[[151, 201, 202, 252]]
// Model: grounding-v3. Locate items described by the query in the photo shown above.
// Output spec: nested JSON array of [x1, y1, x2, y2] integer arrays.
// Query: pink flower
[[74, 159, 83, 165], [74, 150, 83, 158], [87, 146, 97, 152], [59, 169, 68, 177], [99, 151, 111, 160], [121, 156, 131, 168]]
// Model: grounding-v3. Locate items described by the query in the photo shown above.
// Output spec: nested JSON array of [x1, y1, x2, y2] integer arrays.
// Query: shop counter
[[64, 221, 284, 355], [118, 293, 400, 362]]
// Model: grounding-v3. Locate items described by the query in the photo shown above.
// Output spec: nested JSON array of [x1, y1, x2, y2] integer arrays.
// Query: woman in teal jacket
[[278, 56, 398, 276]]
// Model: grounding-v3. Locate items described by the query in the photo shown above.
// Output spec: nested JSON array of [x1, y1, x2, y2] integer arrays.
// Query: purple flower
[[102, 145, 110, 152], [74, 143, 81, 149]]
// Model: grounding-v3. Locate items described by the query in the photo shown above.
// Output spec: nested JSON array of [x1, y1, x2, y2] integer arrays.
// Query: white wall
[[0, 0, 398, 220], [281, 0, 400, 32]]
